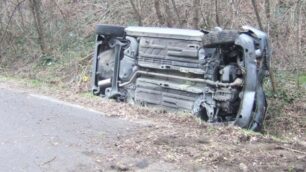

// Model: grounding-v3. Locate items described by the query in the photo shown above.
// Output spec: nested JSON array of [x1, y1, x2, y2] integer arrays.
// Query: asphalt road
[[0, 87, 171, 172], [1, 85, 305, 172]]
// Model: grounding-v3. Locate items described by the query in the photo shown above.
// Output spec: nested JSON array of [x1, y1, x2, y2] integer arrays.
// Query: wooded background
[[0, 0, 305, 136], [0, 0, 305, 70]]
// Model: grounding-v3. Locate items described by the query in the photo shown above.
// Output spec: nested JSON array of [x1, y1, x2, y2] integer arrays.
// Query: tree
[[170, 0, 183, 27], [192, 0, 200, 29], [154, 0, 165, 26], [164, 0, 173, 27], [128, 0, 143, 26], [215, 0, 220, 26], [29, 0, 46, 54], [251, 0, 263, 30], [251, 0, 276, 92]]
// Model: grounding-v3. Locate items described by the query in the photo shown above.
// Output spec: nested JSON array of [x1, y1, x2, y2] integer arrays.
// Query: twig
[[251, 0, 263, 30], [53, 0, 67, 21], [0, 0, 26, 44], [128, 0, 143, 26], [29, 0, 46, 54], [41, 156, 56, 166], [277, 146, 306, 155], [164, 0, 173, 27], [251, 0, 276, 93], [79, 52, 93, 63], [154, 0, 164, 26], [170, 0, 182, 27], [192, 0, 200, 29], [215, 0, 220, 26]]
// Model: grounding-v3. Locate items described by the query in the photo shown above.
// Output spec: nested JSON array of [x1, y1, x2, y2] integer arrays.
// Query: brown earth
[[0, 77, 305, 171]]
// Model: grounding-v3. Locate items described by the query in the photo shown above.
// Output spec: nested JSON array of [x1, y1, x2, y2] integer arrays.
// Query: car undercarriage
[[91, 24, 271, 131]]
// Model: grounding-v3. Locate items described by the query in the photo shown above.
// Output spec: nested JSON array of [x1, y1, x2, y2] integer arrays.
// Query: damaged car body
[[91, 24, 271, 131]]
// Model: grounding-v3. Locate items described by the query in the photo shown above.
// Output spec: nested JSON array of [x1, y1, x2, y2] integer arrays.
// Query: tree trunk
[[29, 0, 46, 54], [128, 0, 143, 26], [170, 0, 183, 27], [296, 0, 302, 53], [252, 0, 276, 92], [154, 0, 165, 25], [295, 0, 302, 89], [264, 0, 270, 21], [17, 0, 25, 30], [192, 0, 200, 29], [264, 0, 270, 33], [0, 2, 3, 31], [164, 0, 173, 27], [215, 0, 220, 26], [251, 0, 263, 30]]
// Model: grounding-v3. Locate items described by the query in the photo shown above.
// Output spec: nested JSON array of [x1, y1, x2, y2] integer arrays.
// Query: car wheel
[[203, 30, 239, 48], [96, 24, 125, 37]]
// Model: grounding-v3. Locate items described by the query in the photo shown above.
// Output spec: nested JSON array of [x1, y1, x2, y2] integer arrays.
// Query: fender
[[234, 34, 257, 128], [91, 35, 103, 95]]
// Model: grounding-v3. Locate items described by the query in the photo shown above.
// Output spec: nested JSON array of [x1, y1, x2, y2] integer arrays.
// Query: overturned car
[[91, 24, 271, 131]]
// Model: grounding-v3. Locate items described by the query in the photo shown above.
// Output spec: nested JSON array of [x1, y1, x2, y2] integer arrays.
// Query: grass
[[28, 79, 43, 87], [1, 69, 305, 141], [299, 73, 306, 87], [0, 75, 50, 89], [1, 13, 305, 140], [263, 70, 306, 139], [78, 92, 100, 100], [241, 129, 262, 137]]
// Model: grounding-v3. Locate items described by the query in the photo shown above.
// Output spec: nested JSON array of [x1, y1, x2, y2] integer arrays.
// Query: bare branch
[[154, 0, 164, 26], [128, 0, 143, 26], [53, 0, 67, 21], [170, 0, 182, 27], [264, 0, 270, 20], [192, 0, 200, 29], [215, 0, 220, 26], [264, 0, 270, 32], [251, 0, 276, 92], [29, 0, 46, 54], [251, 0, 263, 30], [164, 0, 173, 27], [0, 0, 26, 45], [296, 0, 302, 53]]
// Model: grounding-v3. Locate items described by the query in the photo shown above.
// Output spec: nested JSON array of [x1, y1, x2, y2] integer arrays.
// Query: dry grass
[[1, 77, 306, 171], [0, 0, 305, 143], [264, 72, 306, 140]]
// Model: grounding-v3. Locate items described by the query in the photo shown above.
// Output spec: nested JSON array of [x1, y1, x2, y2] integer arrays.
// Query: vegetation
[[0, 0, 305, 139]]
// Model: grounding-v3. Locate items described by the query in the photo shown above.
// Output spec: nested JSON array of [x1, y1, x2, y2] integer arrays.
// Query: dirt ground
[[0, 77, 306, 171]]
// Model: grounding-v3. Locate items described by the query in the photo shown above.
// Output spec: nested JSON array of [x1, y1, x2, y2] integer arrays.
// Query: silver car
[[91, 24, 271, 131]]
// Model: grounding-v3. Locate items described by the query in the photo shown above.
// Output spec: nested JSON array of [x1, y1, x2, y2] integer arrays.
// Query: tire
[[96, 24, 125, 37], [203, 30, 239, 48]]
